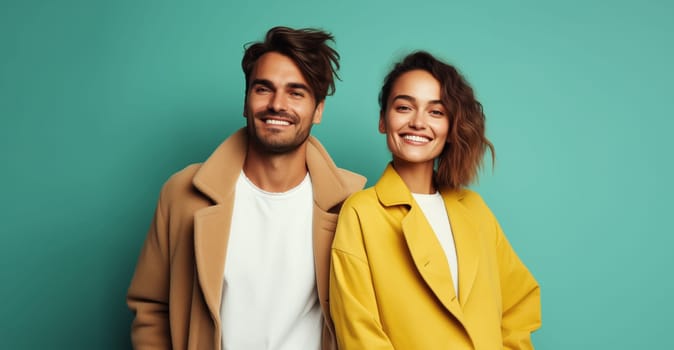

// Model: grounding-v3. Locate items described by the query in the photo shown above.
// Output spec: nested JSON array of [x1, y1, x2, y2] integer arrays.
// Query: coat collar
[[192, 128, 353, 212], [375, 162, 467, 207], [192, 128, 247, 206], [190, 128, 363, 333], [374, 164, 480, 316]]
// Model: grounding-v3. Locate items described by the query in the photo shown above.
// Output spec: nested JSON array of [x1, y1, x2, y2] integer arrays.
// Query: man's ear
[[242, 94, 248, 118], [378, 113, 386, 134], [312, 101, 325, 124]]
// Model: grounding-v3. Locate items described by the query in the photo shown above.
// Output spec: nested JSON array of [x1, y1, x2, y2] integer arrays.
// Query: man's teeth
[[266, 119, 290, 126], [403, 135, 430, 143]]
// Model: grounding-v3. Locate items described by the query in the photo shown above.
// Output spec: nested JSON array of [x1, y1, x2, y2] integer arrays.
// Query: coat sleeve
[[329, 204, 395, 350], [494, 218, 542, 350], [126, 189, 172, 349]]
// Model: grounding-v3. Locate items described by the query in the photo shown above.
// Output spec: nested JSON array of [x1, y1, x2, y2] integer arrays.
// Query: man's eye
[[395, 105, 412, 112], [255, 86, 271, 93], [290, 91, 305, 98]]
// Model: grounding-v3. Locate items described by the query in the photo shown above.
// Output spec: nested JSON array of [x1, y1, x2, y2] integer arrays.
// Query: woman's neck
[[392, 159, 436, 194]]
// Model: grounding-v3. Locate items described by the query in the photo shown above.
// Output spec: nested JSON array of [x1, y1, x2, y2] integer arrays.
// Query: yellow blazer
[[127, 129, 365, 350], [330, 164, 541, 349]]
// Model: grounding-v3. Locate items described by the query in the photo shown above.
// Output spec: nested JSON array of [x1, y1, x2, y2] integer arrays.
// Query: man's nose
[[268, 92, 287, 112]]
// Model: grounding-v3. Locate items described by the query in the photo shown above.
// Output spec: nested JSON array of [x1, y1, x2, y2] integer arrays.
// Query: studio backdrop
[[1, 0, 672, 348]]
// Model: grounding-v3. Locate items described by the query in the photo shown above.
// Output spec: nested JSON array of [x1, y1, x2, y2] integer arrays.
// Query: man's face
[[244, 52, 324, 154]]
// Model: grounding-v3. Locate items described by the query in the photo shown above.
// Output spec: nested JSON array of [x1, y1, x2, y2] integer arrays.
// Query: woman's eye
[[430, 110, 445, 117]]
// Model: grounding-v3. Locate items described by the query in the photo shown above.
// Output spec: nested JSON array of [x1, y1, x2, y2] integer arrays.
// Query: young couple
[[127, 26, 541, 350]]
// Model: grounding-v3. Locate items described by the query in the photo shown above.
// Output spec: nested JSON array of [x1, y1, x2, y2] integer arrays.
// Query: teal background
[[2, 0, 672, 348]]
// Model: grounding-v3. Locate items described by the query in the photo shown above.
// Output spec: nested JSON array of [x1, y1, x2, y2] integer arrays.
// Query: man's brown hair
[[242, 26, 340, 103], [379, 51, 495, 189]]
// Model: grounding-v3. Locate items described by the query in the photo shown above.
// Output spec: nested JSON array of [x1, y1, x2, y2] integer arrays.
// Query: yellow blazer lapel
[[401, 205, 464, 318], [441, 189, 481, 307], [376, 164, 464, 320]]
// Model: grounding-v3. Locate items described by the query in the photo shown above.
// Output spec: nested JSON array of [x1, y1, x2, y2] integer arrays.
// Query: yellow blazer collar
[[374, 164, 480, 318], [374, 163, 468, 205]]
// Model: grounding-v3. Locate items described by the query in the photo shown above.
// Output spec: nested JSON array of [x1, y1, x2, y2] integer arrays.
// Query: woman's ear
[[378, 113, 386, 134]]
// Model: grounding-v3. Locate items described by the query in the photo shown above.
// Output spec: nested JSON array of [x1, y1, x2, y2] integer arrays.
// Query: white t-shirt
[[220, 171, 321, 350], [412, 192, 459, 296]]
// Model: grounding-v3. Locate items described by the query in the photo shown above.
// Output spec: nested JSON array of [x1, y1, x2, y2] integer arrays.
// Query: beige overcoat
[[127, 129, 366, 349]]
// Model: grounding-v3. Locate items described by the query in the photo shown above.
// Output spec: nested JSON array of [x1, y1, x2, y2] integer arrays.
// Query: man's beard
[[247, 110, 313, 154]]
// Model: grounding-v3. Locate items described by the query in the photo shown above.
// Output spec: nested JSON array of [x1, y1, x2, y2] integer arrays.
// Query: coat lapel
[[441, 190, 481, 307], [189, 130, 365, 335], [400, 204, 464, 319], [376, 164, 481, 321], [192, 129, 247, 327], [193, 204, 232, 325], [306, 137, 366, 328]]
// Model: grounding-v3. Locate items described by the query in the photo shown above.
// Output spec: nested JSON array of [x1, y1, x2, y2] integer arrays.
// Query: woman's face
[[379, 69, 449, 167]]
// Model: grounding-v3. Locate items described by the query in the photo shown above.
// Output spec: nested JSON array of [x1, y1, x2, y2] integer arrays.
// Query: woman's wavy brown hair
[[242, 26, 340, 104], [379, 51, 494, 189]]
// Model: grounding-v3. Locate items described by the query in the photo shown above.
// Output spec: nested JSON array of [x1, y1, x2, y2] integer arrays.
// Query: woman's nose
[[408, 112, 426, 129]]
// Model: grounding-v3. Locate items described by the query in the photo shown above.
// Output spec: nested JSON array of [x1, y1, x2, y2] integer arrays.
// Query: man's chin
[[252, 136, 303, 154], [247, 124, 311, 154]]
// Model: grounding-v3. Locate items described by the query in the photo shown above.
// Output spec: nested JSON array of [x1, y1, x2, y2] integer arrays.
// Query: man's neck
[[242, 142, 309, 193]]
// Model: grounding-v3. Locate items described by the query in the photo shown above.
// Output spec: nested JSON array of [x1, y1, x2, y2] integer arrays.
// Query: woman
[[329, 51, 541, 349]]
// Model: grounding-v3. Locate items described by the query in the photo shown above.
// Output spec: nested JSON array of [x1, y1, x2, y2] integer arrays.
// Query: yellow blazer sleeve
[[330, 204, 395, 350], [126, 188, 172, 349], [495, 219, 542, 350]]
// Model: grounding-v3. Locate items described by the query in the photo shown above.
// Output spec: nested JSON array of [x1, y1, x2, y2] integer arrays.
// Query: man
[[127, 26, 365, 350]]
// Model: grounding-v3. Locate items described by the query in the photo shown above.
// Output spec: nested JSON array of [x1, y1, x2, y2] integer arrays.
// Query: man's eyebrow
[[287, 82, 310, 91], [250, 79, 274, 89], [250, 80, 311, 93]]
